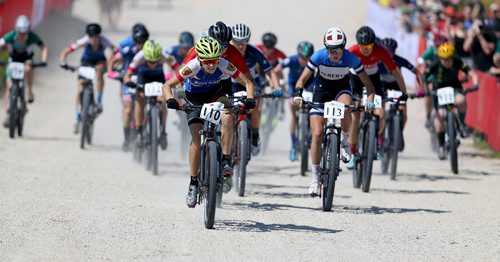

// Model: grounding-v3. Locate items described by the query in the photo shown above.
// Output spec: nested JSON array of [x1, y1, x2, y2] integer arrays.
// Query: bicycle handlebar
[[409, 85, 479, 99]]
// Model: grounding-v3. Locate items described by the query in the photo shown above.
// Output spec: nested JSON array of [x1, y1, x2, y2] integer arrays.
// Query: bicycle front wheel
[[389, 114, 401, 180], [322, 133, 339, 212], [8, 85, 19, 139], [299, 111, 309, 176], [204, 141, 219, 229], [362, 119, 376, 193], [447, 111, 458, 174], [80, 88, 92, 149], [236, 120, 249, 197], [151, 106, 159, 175]]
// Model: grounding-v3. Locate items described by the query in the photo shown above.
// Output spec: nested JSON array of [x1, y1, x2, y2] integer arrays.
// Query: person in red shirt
[[346, 26, 408, 169], [256, 32, 287, 67], [182, 21, 253, 94]]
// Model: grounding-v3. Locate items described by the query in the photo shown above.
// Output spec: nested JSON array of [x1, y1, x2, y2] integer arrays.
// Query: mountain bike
[[413, 85, 479, 174], [352, 95, 381, 193], [297, 90, 313, 176], [381, 90, 405, 180], [305, 101, 363, 211], [62, 64, 98, 149], [229, 91, 256, 197], [7, 62, 46, 138], [260, 89, 282, 154], [127, 81, 164, 175], [175, 101, 245, 229]]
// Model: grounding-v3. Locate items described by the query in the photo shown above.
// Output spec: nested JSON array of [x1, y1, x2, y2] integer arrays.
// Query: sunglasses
[[233, 40, 248, 45], [327, 47, 344, 55], [220, 44, 228, 49], [200, 58, 220, 65], [359, 44, 374, 50], [440, 58, 453, 63]]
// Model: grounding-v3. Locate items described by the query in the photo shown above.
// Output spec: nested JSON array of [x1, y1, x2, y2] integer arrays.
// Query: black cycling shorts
[[350, 73, 384, 99], [184, 82, 232, 125], [310, 81, 352, 116]]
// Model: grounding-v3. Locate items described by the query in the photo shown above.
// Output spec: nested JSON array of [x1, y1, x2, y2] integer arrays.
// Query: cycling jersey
[[119, 35, 134, 49], [424, 57, 469, 89], [68, 35, 114, 63], [176, 58, 240, 93], [0, 30, 44, 62], [137, 63, 166, 85], [164, 45, 186, 65], [380, 54, 416, 83], [308, 48, 364, 89], [280, 55, 314, 95], [183, 45, 250, 74], [232, 44, 272, 92], [256, 44, 286, 67], [348, 44, 396, 75], [127, 50, 177, 72]]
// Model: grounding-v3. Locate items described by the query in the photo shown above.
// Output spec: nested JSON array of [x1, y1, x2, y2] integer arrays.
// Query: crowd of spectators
[[379, 0, 499, 76]]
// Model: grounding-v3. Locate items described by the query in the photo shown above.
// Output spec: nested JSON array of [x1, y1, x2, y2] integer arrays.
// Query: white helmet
[[232, 23, 251, 42], [324, 27, 346, 49], [15, 15, 30, 33]]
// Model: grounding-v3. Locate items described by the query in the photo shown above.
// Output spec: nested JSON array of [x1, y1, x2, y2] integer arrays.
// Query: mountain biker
[[1, 15, 48, 127], [182, 21, 253, 90], [231, 23, 282, 156], [346, 26, 408, 169], [273, 41, 315, 161], [256, 32, 287, 67], [163, 37, 256, 208], [107, 26, 150, 151], [293, 27, 376, 196], [379, 37, 424, 151], [123, 40, 172, 151], [164, 31, 195, 65], [424, 42, 478, 160], [59, 23, 115, 134]]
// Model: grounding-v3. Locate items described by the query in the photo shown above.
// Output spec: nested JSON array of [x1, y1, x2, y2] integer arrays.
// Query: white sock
[[311, 164, 320, 181]]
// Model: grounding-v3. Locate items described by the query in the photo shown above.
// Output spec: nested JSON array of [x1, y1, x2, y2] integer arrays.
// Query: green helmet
[[143, 40, 163, 61], [195, 37, 222, 60]]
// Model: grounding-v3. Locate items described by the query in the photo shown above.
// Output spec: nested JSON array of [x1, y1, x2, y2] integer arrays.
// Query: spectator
[[463, 18, 497, 72]]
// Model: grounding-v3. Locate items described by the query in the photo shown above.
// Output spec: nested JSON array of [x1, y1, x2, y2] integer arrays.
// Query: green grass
[[473, 132, 500, 158]]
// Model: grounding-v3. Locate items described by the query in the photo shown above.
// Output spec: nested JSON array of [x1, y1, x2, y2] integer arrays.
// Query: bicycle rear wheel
[[447, 111, 458, 174], [204, 141, 219, 229], [322, 133, 339, 212], [362, 119, 376, 193]]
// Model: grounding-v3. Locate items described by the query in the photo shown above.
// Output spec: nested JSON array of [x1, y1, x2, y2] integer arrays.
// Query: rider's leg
[[434, 108, 446, 145], [455, 93, 467, 124], [250, 98, 261, 146], [289, 102, 298, 159], [221, 110, 235, 156], [188, 123, 203, 178], [400, 104, 408, 129], [95, 62, 105, 106], [309, 115, 324, 181], [134, 92, 145, 138], [2, 78, 11, 126], [122, 93, 133, 142], [349, 110, 361, 155], [25, 63, 34, 102], [375, 107, 385, 150]]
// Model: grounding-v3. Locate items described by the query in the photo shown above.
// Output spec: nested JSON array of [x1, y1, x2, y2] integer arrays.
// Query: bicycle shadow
[[224, 201, 321, 212], [23, 135, 77, 143], [247, 190, 352, 199], [248, 183, 306, 190], [333, 205, 450, 215], [371, 188, 470, 195], [218, 219, 343, 234], [397, 173, 479, 182]]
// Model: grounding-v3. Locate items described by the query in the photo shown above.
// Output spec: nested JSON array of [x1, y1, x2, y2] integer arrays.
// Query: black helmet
[[208, 21, 232, 45], [179, 31, 195, 48], [132, 23, 147, 34], [86, 23, 102, 37], [356, 26, 376, 45], [133, 28, 150, 44], [297, 41, 314, 58], [381, 38, 398, 53], [262, 32, 277, 48]]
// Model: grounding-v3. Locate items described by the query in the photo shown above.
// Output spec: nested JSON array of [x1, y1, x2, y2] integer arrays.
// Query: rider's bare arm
[[162, 76, 180, 100], [358, 70, 375, 102], [235, 73, 255, 100], [391, 67, 408, 94]]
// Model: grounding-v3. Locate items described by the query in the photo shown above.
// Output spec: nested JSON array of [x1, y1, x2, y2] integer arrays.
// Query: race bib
[[437, 87, 455, 106], [200, 102, 224, 124], [302, 90, 313, 102], [78, 66, 95, 80], [9, 62, 25, 80], [386, 89, 403, 99], [144, 82, 163, 97], [362, 94, 382, 109], [233, 91, 247, 97], [324, 101, 345, 119]]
